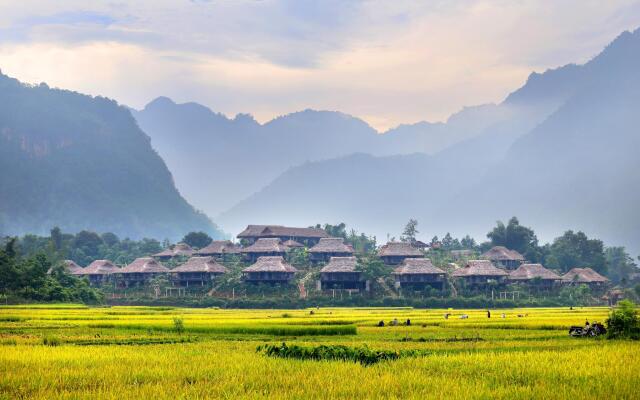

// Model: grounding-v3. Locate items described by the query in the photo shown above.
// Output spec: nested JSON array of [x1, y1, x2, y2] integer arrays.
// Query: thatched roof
[[74, 260, 119, 275], [561, 268, 609, 283], [153, 243, 194, 258], [120, 257, 169, 274], [378, 242, 423, 257], [241, 238, 288, 253], [282, 239, 305, 248], [509, 263, 561, 281], [172, 257, 227, 273], [237, 225, 329, 239], [243, 256, 297, 273], [482, 246, 525, 261], [320, 257, 358, 273], [49, 260, 83, 274], [452, 260, 508, 277], [308, 238, 354, 254], [195, 240, 241, 256], [393, 258, 445, 275]]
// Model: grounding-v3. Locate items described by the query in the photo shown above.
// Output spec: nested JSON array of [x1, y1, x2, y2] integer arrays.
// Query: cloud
[[0, 0, 638, 130]]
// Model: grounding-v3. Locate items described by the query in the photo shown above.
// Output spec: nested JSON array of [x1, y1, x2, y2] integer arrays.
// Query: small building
[[73, 260, 119, 286], [242, 256, 297, 284], [412, 240, 429, 250], [48, 260, 83, 275], [237, 225, 329, 245], [118, 257, 170, 287], [561, 267, 609, 288], [508, 263, 561, 288], [171, 256, 227, 287], [153, 243, 194, 260], [318, 256, 366, 290], [481, 246, 525, 269], [195, 240, 241, 260], [452, 260, 508, 287], [241, 238, 288, 263], [308, 238, 354, 263], [392, 258, 446, 290], [378, 241, 423, 265]]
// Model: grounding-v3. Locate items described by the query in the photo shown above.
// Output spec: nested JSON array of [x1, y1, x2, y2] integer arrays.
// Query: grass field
[[1, 305, 638, 399]]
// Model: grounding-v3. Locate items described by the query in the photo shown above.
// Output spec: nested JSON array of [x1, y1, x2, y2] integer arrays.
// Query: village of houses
[[58, 225, 612, 300]]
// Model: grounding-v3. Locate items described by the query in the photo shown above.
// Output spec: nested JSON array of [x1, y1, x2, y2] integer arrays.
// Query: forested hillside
[[0, 73, 223, 241]]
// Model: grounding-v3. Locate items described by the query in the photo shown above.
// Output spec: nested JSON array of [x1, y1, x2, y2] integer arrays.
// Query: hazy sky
[[1, 1, 638, 130]]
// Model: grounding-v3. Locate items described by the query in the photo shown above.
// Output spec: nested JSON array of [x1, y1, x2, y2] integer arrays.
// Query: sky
[[0, 0, 639, 131]]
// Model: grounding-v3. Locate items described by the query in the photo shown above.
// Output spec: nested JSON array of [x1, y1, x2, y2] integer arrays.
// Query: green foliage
[[487, 217, 542, 261], [357, 254, 390, 280], [546, 231, 607, 274], [42, 335, 61, 346], [606, 300, 639, 339], [400, 219, 419, 243], [257, 342, 428, 365], [315, 223, 377, 254], [172, 316, 185, 334], [181, 232, 212, 249], [605, 247, 637, 284]]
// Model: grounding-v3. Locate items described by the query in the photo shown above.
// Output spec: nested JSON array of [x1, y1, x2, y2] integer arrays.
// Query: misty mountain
[[0, 73, 223, 241], [217, 28, 640, 253], [133, 91, 540, 217]]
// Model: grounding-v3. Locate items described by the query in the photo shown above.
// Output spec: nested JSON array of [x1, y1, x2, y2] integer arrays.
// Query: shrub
[[606, 300, 640, 339], [173, 316, 185, 334]]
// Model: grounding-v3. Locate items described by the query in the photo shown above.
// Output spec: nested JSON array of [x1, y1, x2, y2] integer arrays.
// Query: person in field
[[487, 310, 491, 318]]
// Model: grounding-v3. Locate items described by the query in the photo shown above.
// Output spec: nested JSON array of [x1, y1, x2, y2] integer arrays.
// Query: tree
[[606, 300, 639, 339], [181, 231, 212, 249], [461, 235, 477, 250], [50, 227, 63, 251], [318, 223, 347, 239], [546, 231, 607, 275], [401, 219, 419, 243], [605, 247, 637, 284], [487, 217, 541, 261]]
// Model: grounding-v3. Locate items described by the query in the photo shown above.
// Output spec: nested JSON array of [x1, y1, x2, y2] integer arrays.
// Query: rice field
[[1, 305, 638, 399]]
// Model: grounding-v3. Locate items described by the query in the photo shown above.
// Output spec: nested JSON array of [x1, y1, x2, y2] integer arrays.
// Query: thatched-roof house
[[153, 243, 194, 260], [171, 256, 227, 287], [282, 239, 305, 248], [561, 268, 609, 288], [242, 256, 297, 284], [319, 256, 366, 290], [237, 225, 329, 245], [195, 240, 241, 260], [308, 238, 354, 263], [452, 260, 508, 286], [48, 260, 83, 275], [73, 260, 119, 286], [378, 242, 423, 265], [241, 238, 288, 262], [118, 257, 169, 287], [481, 246, 525, 269], [508, 263, 561, 288], [392, 258, 446, 290]]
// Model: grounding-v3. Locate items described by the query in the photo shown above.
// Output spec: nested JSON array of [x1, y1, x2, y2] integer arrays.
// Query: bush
[[606, 300, 640, 339], [173, 316, 185, 334]]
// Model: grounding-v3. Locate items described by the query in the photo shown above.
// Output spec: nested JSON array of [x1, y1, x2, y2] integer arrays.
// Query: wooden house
[[282, 239, 305, 249], [308, 238, 354, 263], [195, 240, 241, 261], [153, 243, 194, 260], [242, 256, 297, 284], [118, 257, 169, 287], [241, 238, 288, 263], [73, 260, 119, 286], [392, 258, 446, 290], [48, 260, 83, 275], [171, 256, 227, 287], [378, 241, 423, 265], [452, 260, 508, 287], [561, 268, 609, 288], [237, 225, 329, 245], [319, 256, 366, 290], [508, 263, 561, 288], [481, 246, 525, 269]]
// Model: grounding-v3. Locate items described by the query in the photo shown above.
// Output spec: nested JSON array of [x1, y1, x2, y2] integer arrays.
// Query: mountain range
[[0, 73, 223, 241]]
